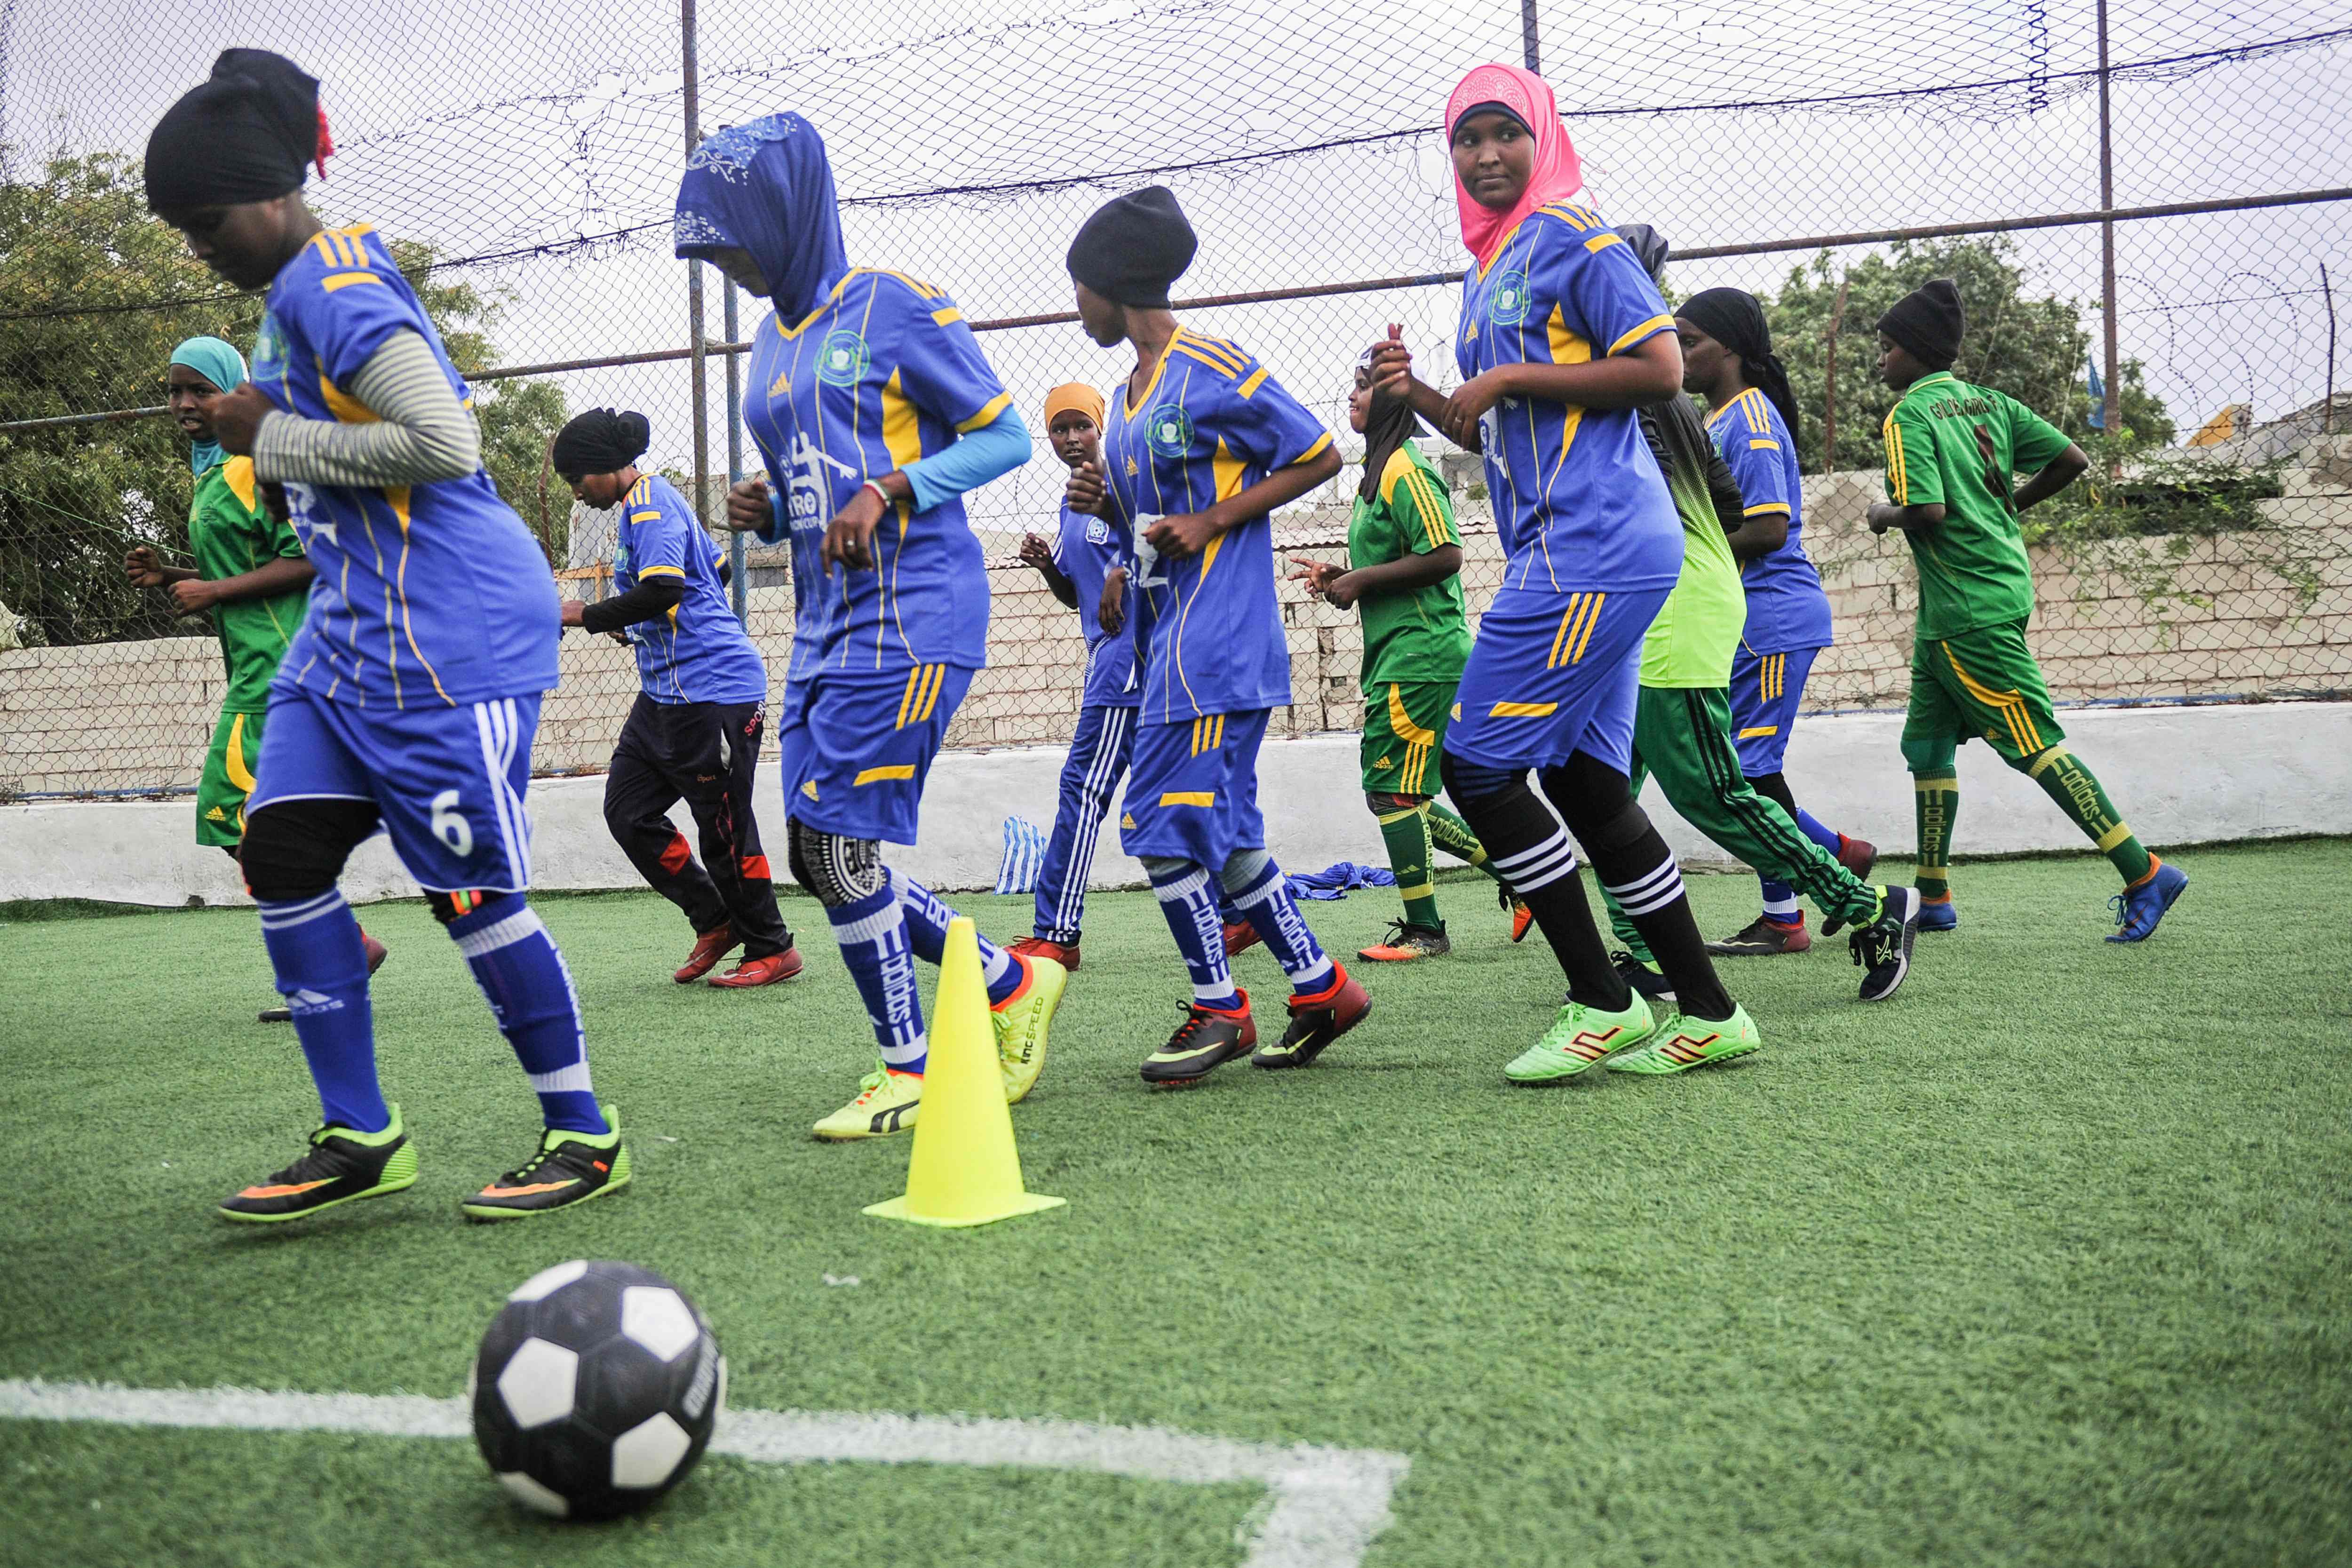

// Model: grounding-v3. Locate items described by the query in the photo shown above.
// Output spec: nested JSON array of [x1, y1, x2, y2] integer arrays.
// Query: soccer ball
[[469, 1259, 725, 1520]]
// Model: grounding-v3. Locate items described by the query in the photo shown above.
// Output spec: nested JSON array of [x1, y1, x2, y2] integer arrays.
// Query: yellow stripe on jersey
[[855, 764, 918, 785], [1743, 501, 1792, 517], [322, 271, 381, 292], [955, 390, 1012, 433], [318, 374, 377, 424], [1606, 315, 1676, 356], [1738, 725, 1779, 739], [634, 565, 685, 579], [1176, 333, 1247, 376], [1582, 232, 1622, 253], [1883, 410, 1910, 499], [1235, 366, 1269, 399], [1293, 431, 1334, 466], [931, 306, 964, 325], [1160, 791, 1215, 808], [1212, 437, 1246, 501], [1170, 342, 1244, 379], [1489, 701, 1559, 717], [1749, 438, 1780, 450], [629, 510, 661, 522], [864, 267, 942, 300]]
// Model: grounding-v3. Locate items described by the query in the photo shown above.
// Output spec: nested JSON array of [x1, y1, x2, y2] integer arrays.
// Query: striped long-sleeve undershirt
[[252, 328, 481, 489]]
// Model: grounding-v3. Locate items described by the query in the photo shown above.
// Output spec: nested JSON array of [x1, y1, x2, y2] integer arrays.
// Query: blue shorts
[[1120, 710, 1270, 869], [247, 686, 540, 893], [1729, 645, 1824, 774], [1446, 585, 1670, 774], [783, 663, 973, 844]]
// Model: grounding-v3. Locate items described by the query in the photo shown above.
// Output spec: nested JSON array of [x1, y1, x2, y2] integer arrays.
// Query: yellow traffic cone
[[864, 916, 1065, 1228]]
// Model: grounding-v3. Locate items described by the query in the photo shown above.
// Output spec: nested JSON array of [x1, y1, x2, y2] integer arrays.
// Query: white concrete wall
[[2, 701, 2345, 908]]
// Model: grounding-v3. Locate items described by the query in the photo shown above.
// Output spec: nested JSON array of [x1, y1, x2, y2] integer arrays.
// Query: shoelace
[[495, 1138, 564, 1188], [1165, 1003, 1223, 1051], [2108, 891, 2131, 929]]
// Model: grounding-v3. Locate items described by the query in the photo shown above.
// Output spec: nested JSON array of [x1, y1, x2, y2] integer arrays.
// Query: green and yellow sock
[[2026, 745, 2153, 883], [1913, 772, 1958, 900], [1377, 803, 1443, 930], [1427, 801, 1505, 885]]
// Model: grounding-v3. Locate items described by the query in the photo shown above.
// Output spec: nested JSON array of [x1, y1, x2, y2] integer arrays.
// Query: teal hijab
[[169, 335, 247, 475]]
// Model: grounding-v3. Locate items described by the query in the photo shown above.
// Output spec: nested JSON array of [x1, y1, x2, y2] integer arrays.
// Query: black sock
[[1747, 769, 1798, 820], [1540, 758, 1736, 1022], [1443, 761, 1629, 1011]]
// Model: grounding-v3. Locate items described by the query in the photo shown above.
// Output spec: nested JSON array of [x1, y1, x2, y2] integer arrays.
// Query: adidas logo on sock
[[286, 988, 344, 1016]]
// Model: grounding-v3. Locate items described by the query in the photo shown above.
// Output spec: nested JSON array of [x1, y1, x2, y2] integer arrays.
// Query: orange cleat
[[707, 947, 803, 988], [1006, 934, 1080, 972], [1509, 901, 1535, 943], [675, 923, 739, 983]]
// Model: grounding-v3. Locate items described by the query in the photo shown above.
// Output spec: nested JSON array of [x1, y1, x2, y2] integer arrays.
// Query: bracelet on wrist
[[861, 479, 892, 509]]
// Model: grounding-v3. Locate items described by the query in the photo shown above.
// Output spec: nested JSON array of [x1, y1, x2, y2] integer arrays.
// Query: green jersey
[[1636, 397, 1747, 689], [190, 455, 308, 710], [1349, 443, 1472, 687], [1881, 371, 2073, 641]]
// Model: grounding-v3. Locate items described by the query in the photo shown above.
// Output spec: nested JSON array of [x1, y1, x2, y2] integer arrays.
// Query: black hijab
[[552, 409, 652, 480], [145, 49, 329, 212], [1677, 287, 1804, 446], [1354, 352, 1428, 504]]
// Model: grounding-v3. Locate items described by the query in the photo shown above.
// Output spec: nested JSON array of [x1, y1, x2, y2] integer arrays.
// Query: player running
[[1675, 286, 1880, 955], [1290, 353, 1524, 961], [1005, 382, 1136, 971], [678, 114, 1063, 1139], [1061, 186, 1369, 1086], [1371, 65, 1761, 1080], [1593, 226, 1919, 1007], [552, 408, 799, 989], [146, 49, 626, 1223], [125, 334, 389, 1023], [1871, 278, 2187, 939]]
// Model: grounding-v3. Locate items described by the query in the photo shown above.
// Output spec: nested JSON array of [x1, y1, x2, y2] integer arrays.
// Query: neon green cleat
[[1503, 995, 1656, 1083], [1607, 1004, 1763, 1074], [993, 954, 1065, 1106], [814, 1059, 922, 1141], [461, 1105, 631, 1221]]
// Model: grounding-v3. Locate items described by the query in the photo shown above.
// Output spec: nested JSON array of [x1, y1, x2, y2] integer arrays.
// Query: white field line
[[0, 1380, 1409, 1568]]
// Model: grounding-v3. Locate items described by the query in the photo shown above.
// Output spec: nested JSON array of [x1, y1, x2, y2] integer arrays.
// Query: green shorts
[[1904, 619, 2066, 769], [1360, 679, 1456, 796], [197, 706, 265, 848]]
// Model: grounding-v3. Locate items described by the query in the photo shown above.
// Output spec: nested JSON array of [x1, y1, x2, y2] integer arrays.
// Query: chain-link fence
[[3, 1, 2347, 796]]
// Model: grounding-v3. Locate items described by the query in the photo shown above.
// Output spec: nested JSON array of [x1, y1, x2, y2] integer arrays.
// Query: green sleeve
[[1381, 450, 1460, 554], [2003, 394, 2073, 473], [1882, 402, 1943, 507]]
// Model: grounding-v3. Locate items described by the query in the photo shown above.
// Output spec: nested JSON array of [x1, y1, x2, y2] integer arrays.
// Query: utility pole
[[682, 0, 709, 523], [2096, 0, 2123, 460]]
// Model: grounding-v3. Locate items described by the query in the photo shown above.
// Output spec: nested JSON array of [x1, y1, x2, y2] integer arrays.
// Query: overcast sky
[[7, 0, 2346, 540]]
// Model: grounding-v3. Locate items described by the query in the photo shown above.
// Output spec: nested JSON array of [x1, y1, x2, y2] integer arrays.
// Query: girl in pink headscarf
[[1368, 64, 1765, 1083]]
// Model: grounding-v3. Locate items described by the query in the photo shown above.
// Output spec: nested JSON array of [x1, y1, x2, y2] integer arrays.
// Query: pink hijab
[[1445, 64, 1582, 270]]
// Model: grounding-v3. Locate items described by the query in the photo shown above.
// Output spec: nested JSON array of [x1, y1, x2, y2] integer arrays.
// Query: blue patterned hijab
[[673, 113, 850, 324]]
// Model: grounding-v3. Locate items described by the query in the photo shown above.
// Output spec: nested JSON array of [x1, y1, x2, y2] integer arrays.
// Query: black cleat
[[1253, 965, 1372, 1069], [1142, 995, 1257, 1088], [1850, 886, 1921, 1003], [461, 1106, 631, 1221], [1610, 951, 1678, 1005], [218, 1106, 418, 1224]]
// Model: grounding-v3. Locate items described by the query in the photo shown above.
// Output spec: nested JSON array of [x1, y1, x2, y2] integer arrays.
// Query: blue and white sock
[[1759, 810, 1843, 920], [449, 894, 606, 1135], [833, 880, 927, 1073], [892, 869, 1022, 1005], [1145, 858, 1240, 1009], [1221, 849, 1335, 995], [259, 889, 389, 1134]]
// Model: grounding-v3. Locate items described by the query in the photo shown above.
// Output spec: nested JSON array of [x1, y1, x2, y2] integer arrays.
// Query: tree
[[0, 151, 570, 647], [1759, 236, 2172, 474]]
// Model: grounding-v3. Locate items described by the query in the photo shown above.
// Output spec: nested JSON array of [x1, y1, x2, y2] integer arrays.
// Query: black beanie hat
[[145, 48, 327, 211], [1066, 186, 1197, 310], [552, 409, 652, 480], [1877, 278, 1965, 371]]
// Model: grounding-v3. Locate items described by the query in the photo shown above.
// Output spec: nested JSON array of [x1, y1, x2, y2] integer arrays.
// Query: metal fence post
[[682, 0, 709, 525], [1520, 0, 1540, 75], [724, 277, 748, 623], [2096, 0, 2123, 455]]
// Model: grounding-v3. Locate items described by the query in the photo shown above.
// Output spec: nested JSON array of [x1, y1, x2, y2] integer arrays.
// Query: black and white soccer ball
[[469, 1259, 725, 1520]]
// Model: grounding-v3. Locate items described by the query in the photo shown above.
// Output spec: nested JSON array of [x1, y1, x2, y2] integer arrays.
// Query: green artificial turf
[[4, 841, 2349, 1566]]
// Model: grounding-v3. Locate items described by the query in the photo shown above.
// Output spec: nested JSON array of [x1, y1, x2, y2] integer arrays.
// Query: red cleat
[[1254, 963, 1371, 1068], [675, 923, 739, 983], [361, 931, 389, 973], [1006, 934, 1080, 972], [1836, 833, 1878, 880], [1221, 918, 1263, 958], [708, 947, 804, 988], [1509, 900, 1535, 943]]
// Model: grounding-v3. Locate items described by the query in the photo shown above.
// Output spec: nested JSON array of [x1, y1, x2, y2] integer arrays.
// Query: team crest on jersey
[[1488, 272, 1532, 325], [1144, 405, 1194, 457], [249, 313, 288, 383], [816, 330, 870, 387], [612, 543, 631, 573], [1086, 517, 1112, 546]]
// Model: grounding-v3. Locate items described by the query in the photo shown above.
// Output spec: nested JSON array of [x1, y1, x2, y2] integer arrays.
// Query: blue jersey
[[251, 223, 558, 708], [742, 267, 1013, 683], [1050, 500, 1139, 708], [1100, 328, 1333, 724], [1454, 204, 1682, 596], [614, 473, 767, 705], [1707, 389, 1832, 654]]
